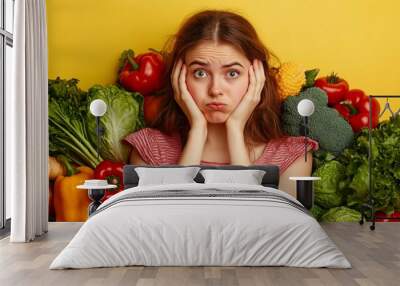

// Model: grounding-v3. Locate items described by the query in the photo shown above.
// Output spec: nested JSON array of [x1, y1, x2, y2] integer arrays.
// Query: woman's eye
[[194, 70, 207, 78], [227, 70, 240, 78]]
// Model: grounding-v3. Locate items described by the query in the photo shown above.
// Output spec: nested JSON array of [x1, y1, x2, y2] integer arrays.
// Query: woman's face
[[184, 41, 252, 123]]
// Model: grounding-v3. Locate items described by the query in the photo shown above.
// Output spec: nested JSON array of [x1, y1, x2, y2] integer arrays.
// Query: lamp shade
[[297, 99, 315, 117], [90, 99, 107, 117]]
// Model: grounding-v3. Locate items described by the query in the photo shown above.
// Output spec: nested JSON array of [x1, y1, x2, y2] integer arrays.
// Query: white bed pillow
[[135, 167, 201, 186], [200, 169, 266, 185]]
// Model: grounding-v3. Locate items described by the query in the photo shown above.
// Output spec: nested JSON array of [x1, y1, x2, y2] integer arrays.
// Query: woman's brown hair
[[152, 9, 284, 145]]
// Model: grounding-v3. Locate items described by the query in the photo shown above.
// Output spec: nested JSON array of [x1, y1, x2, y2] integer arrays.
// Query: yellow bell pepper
[[54, 163, 94, 222]]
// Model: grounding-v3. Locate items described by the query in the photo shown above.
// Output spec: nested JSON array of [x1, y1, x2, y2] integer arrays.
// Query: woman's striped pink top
[[124, 128, 319, 175]]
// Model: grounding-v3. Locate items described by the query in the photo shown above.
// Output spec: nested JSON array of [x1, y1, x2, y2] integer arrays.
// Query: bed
[[49, 165, 351, 269]]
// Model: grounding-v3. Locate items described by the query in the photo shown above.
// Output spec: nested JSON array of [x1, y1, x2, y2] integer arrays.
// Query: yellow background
[[46, 0, 400, 120]]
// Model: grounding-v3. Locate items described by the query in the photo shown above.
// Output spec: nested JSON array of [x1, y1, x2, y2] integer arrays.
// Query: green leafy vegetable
[[49, 78, 101, 168], [312, 149, 337, 171], [310, 204, 326, 221], [313, 160, 345, 209], [86, 85, 144, 163], [302, 68, 320, 90], [337, 115, 400, 213], [320, 206, 361, 222]]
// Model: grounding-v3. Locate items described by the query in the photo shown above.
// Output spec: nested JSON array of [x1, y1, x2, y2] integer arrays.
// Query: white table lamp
[[297, 99, 315, 162], [89, 99, 107, 160]]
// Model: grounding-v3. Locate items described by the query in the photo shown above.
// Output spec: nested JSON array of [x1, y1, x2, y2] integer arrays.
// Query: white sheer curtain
[[7, 0, 48, 242]]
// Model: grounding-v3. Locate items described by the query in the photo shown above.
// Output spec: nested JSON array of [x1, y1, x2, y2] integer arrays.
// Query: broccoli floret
[[282, 87, 354, 154]]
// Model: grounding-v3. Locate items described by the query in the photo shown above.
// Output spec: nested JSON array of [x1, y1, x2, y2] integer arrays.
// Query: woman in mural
[[124, 10, 318, 197]]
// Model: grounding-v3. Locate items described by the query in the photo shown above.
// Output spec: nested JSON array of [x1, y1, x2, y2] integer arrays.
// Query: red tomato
[[314, 73, 349, 106]]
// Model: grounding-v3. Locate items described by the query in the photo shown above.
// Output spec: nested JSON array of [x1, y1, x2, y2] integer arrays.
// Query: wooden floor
[[0, 222, 399, 286]]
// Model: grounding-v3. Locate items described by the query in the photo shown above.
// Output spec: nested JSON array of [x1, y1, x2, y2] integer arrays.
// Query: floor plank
[[0, 222, 399, 286]]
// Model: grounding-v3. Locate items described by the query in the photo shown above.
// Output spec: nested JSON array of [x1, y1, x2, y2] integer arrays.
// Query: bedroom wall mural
[[46, 0, 400, 222]]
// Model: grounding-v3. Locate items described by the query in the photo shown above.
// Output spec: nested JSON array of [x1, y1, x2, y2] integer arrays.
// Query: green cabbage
[[86, 85, 144, 163], [321, 206, 361, 222], [313, 160, 345, 209]]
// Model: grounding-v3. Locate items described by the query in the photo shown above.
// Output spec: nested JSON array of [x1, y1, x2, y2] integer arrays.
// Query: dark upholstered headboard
[[123, 165, 280, 189]]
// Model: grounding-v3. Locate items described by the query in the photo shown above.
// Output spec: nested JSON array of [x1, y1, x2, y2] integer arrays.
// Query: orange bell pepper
[[53, 157, 94, 222]]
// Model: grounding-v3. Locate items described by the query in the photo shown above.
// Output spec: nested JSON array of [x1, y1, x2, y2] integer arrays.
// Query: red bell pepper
[[118, 49, 165, 96], [94, 160, 124, 202], [314, 72, 349, 106], [333, 89, 380, 133]]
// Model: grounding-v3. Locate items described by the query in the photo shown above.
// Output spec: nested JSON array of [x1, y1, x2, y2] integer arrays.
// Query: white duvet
[[50, 183, 351, 269]]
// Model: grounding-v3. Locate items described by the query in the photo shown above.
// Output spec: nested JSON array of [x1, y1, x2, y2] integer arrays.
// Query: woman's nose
[[209, 77, 223, 97]]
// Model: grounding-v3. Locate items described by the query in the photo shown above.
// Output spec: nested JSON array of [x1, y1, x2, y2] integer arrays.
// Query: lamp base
[[289, 177, 320, 210], [296, 180, 314, 210], [88, 189, 105, 216]]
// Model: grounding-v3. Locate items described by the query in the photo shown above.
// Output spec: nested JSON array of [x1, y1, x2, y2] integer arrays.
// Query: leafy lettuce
[[338, 116, 400, 214], [321, 206, 361, 222], [86, 85, 144, 163], [313, 161, 345, 209]]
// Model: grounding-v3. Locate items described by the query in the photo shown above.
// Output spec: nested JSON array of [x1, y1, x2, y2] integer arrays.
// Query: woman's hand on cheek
[[172, 59, 207, 130], [226, 59, 266, 132]]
